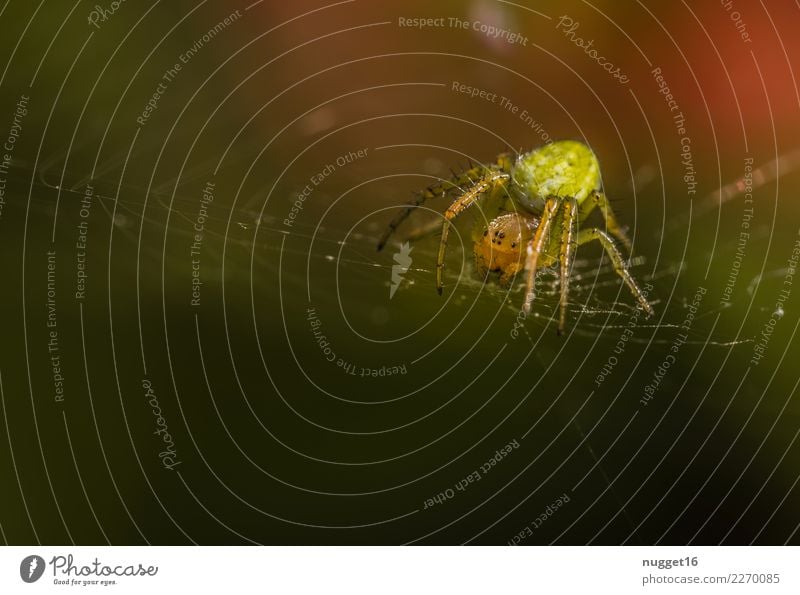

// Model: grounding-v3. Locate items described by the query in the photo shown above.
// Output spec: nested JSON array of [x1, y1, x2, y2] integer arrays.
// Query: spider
[[377, 140, 654, 334]]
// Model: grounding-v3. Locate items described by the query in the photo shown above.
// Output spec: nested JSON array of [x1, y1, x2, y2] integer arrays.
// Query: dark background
[[0, 0, 799, 545]]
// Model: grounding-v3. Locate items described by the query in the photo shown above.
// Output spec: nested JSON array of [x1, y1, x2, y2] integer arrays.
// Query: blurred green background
[[0, 0, 799, 545]]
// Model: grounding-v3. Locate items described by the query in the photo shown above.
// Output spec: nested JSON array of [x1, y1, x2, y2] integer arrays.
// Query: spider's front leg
[[576, 227, 654, 315], [377, 155, 511, 252], [436, 171, 510, 294], [557, 199, 578, 335], [579, 191, 633, 252], [522, 196, 560, 315]]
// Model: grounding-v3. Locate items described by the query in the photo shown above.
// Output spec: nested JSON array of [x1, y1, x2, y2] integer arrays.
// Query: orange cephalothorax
[[473, 213, 537, 285]]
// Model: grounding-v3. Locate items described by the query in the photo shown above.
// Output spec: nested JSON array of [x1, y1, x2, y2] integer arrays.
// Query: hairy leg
[[436, 171, 510, 293], [377, 183, 456, 252], [399, 216, 444, 243], [578, 191, 632, 251], [394, 182, 506, 245], [378, 154, 513, 252], [576, 227, 653, 315], [522, 197, 560, 314], [558, 199, 578, 335]]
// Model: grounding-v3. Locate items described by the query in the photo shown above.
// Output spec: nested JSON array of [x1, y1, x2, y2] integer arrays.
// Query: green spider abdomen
[[511, 140, 602, 209]]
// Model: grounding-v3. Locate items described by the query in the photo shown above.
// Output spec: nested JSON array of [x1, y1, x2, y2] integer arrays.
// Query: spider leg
[[400, 216, 445, 243], [400, 180, 504, 246], [576, 227, 654, 315], [436, 171, 510, 294], [557, 199, 578, 335], [579, 191, 633, 251], [522, 196, 560, 314], [377, 189, 441, 252], [377, 162, 499, 251]]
